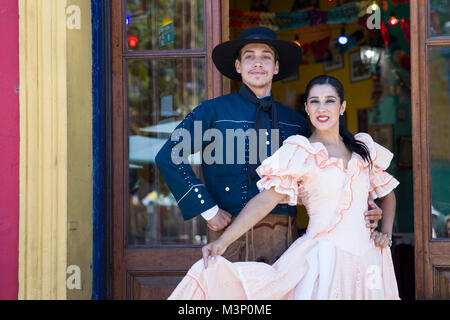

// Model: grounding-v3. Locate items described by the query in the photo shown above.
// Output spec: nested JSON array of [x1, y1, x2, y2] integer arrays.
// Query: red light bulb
[[389, 16, 398, 26], [128, 35, 138, 48]]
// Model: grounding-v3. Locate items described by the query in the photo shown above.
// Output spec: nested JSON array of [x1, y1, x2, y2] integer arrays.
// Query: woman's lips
[[316, 116, 330, 123]]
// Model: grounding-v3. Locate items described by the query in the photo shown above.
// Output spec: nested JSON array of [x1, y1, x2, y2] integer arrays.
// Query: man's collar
[[238, 84, 273, 103]]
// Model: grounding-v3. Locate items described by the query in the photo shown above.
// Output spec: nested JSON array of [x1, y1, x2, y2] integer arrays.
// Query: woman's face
[[305, 84, 346, 133]]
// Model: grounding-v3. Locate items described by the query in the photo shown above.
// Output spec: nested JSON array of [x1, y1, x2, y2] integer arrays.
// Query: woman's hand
[[202, 238, 229, 269], [371, 231, 392, 248], [201, 189, 285, 269]]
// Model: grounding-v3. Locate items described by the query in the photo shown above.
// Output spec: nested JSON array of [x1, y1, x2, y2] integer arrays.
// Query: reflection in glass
[[429, 0, 450, 36], [428, 46, 450, 239], [126, 0, 204, 50], [127, 58, 207, 245]]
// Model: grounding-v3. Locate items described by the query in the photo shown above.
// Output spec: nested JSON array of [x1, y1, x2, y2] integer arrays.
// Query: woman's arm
[[371, 191, 396, 248], [202, 188, 285, 268]]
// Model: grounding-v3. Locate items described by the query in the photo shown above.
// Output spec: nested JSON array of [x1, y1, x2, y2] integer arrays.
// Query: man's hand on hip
[[207, 208, 232, 232], [365, 199, 383, 231]]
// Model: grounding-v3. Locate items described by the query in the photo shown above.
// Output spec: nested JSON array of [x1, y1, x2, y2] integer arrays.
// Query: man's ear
[[235, 59, 241, 74], [274, 60, 279, 75]]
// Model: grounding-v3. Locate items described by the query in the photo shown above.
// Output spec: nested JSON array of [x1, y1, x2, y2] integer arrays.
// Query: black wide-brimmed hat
[[212, 26, 302, 82]]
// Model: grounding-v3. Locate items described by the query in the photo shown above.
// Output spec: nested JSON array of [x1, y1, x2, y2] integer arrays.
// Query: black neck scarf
[[238, 84, 280, 183]]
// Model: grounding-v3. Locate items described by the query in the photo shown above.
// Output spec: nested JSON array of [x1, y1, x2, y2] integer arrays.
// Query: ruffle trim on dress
[[369, 173, 400, 199], [282, 135, 354, 173], [312, 172, 355, 240], [257, 175, 300, 206], [355, 132, 400, 199]]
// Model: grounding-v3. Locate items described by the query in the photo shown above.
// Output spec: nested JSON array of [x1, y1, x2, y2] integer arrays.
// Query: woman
[[169, 75, 400, 300]]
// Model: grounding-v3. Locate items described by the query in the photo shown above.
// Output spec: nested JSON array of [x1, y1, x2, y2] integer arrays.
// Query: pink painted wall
[[0, 0, 19, 300]]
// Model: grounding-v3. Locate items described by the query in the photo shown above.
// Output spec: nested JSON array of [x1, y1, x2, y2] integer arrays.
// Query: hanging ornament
[[381, 21, 390, 48], [337, 29, 364, 54], [380, 0, 389, 12], [401, 18, 411, 44], [300, 43, 311, 65], [338, 24, 348, 46], [308, 8, 328, 27], [369, 1, 380, 12], [128, 34, 138, 48], [389, 11, 399, 26], [312, 36, 331, 60]]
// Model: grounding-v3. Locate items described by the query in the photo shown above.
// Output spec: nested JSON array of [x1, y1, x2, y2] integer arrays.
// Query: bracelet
[[383, 232, 392, 247]]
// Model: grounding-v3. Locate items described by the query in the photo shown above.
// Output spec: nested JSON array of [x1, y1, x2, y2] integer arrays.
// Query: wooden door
[[411, 0, 450, 299], [110, 0, 225, 299]]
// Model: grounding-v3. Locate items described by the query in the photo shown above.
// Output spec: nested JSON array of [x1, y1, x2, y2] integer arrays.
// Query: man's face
[[235, 43, 279, 89]]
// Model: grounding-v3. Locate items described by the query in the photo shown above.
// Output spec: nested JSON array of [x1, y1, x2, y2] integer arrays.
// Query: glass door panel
[[126, 0, 204, 50], [127, 58, 207, 245], [428, 46, 450, 239], [429, 0, 450, 37]]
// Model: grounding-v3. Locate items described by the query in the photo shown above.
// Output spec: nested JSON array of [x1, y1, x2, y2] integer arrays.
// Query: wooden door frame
[[109, 0, 227, 299], [411, 0, 450, 299]]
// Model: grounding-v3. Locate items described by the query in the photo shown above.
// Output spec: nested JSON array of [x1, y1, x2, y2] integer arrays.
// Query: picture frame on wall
[[349, 50, 371, 82], [324, 54, 344, 72], [368, 124, 394, 152]]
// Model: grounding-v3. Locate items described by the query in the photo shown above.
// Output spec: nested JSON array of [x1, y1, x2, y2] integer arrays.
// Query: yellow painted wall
[[66, 0, 93, 300], [19, 0, 68, 300], [19, 0, 93, 300]]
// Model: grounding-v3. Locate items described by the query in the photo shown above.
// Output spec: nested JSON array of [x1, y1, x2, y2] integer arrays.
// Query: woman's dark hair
[[304, 75, 372, 166]]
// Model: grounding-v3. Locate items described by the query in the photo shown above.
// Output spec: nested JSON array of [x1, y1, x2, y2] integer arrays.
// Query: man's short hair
[[236, 44, 279, 63]]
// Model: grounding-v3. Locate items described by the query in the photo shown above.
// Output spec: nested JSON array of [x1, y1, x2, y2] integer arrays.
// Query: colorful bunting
[[230, 2, 363, 31]]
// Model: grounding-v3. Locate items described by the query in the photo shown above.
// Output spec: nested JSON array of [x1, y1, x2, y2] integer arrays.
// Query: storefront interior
[[121, 0, 450, 299]]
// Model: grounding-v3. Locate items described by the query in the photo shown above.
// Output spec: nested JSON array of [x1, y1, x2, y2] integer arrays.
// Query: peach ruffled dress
[[168, 133, 400, 300]]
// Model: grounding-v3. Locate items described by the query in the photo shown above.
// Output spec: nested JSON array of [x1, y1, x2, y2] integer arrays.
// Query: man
[[155, 26, 382, 264]]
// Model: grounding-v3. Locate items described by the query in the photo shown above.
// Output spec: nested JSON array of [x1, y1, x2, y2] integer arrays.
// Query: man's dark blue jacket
[[155, 85, 311, 221]]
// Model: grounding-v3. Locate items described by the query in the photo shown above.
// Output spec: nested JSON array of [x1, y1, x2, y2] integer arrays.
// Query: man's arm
[[155, 102, 218, 221]]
